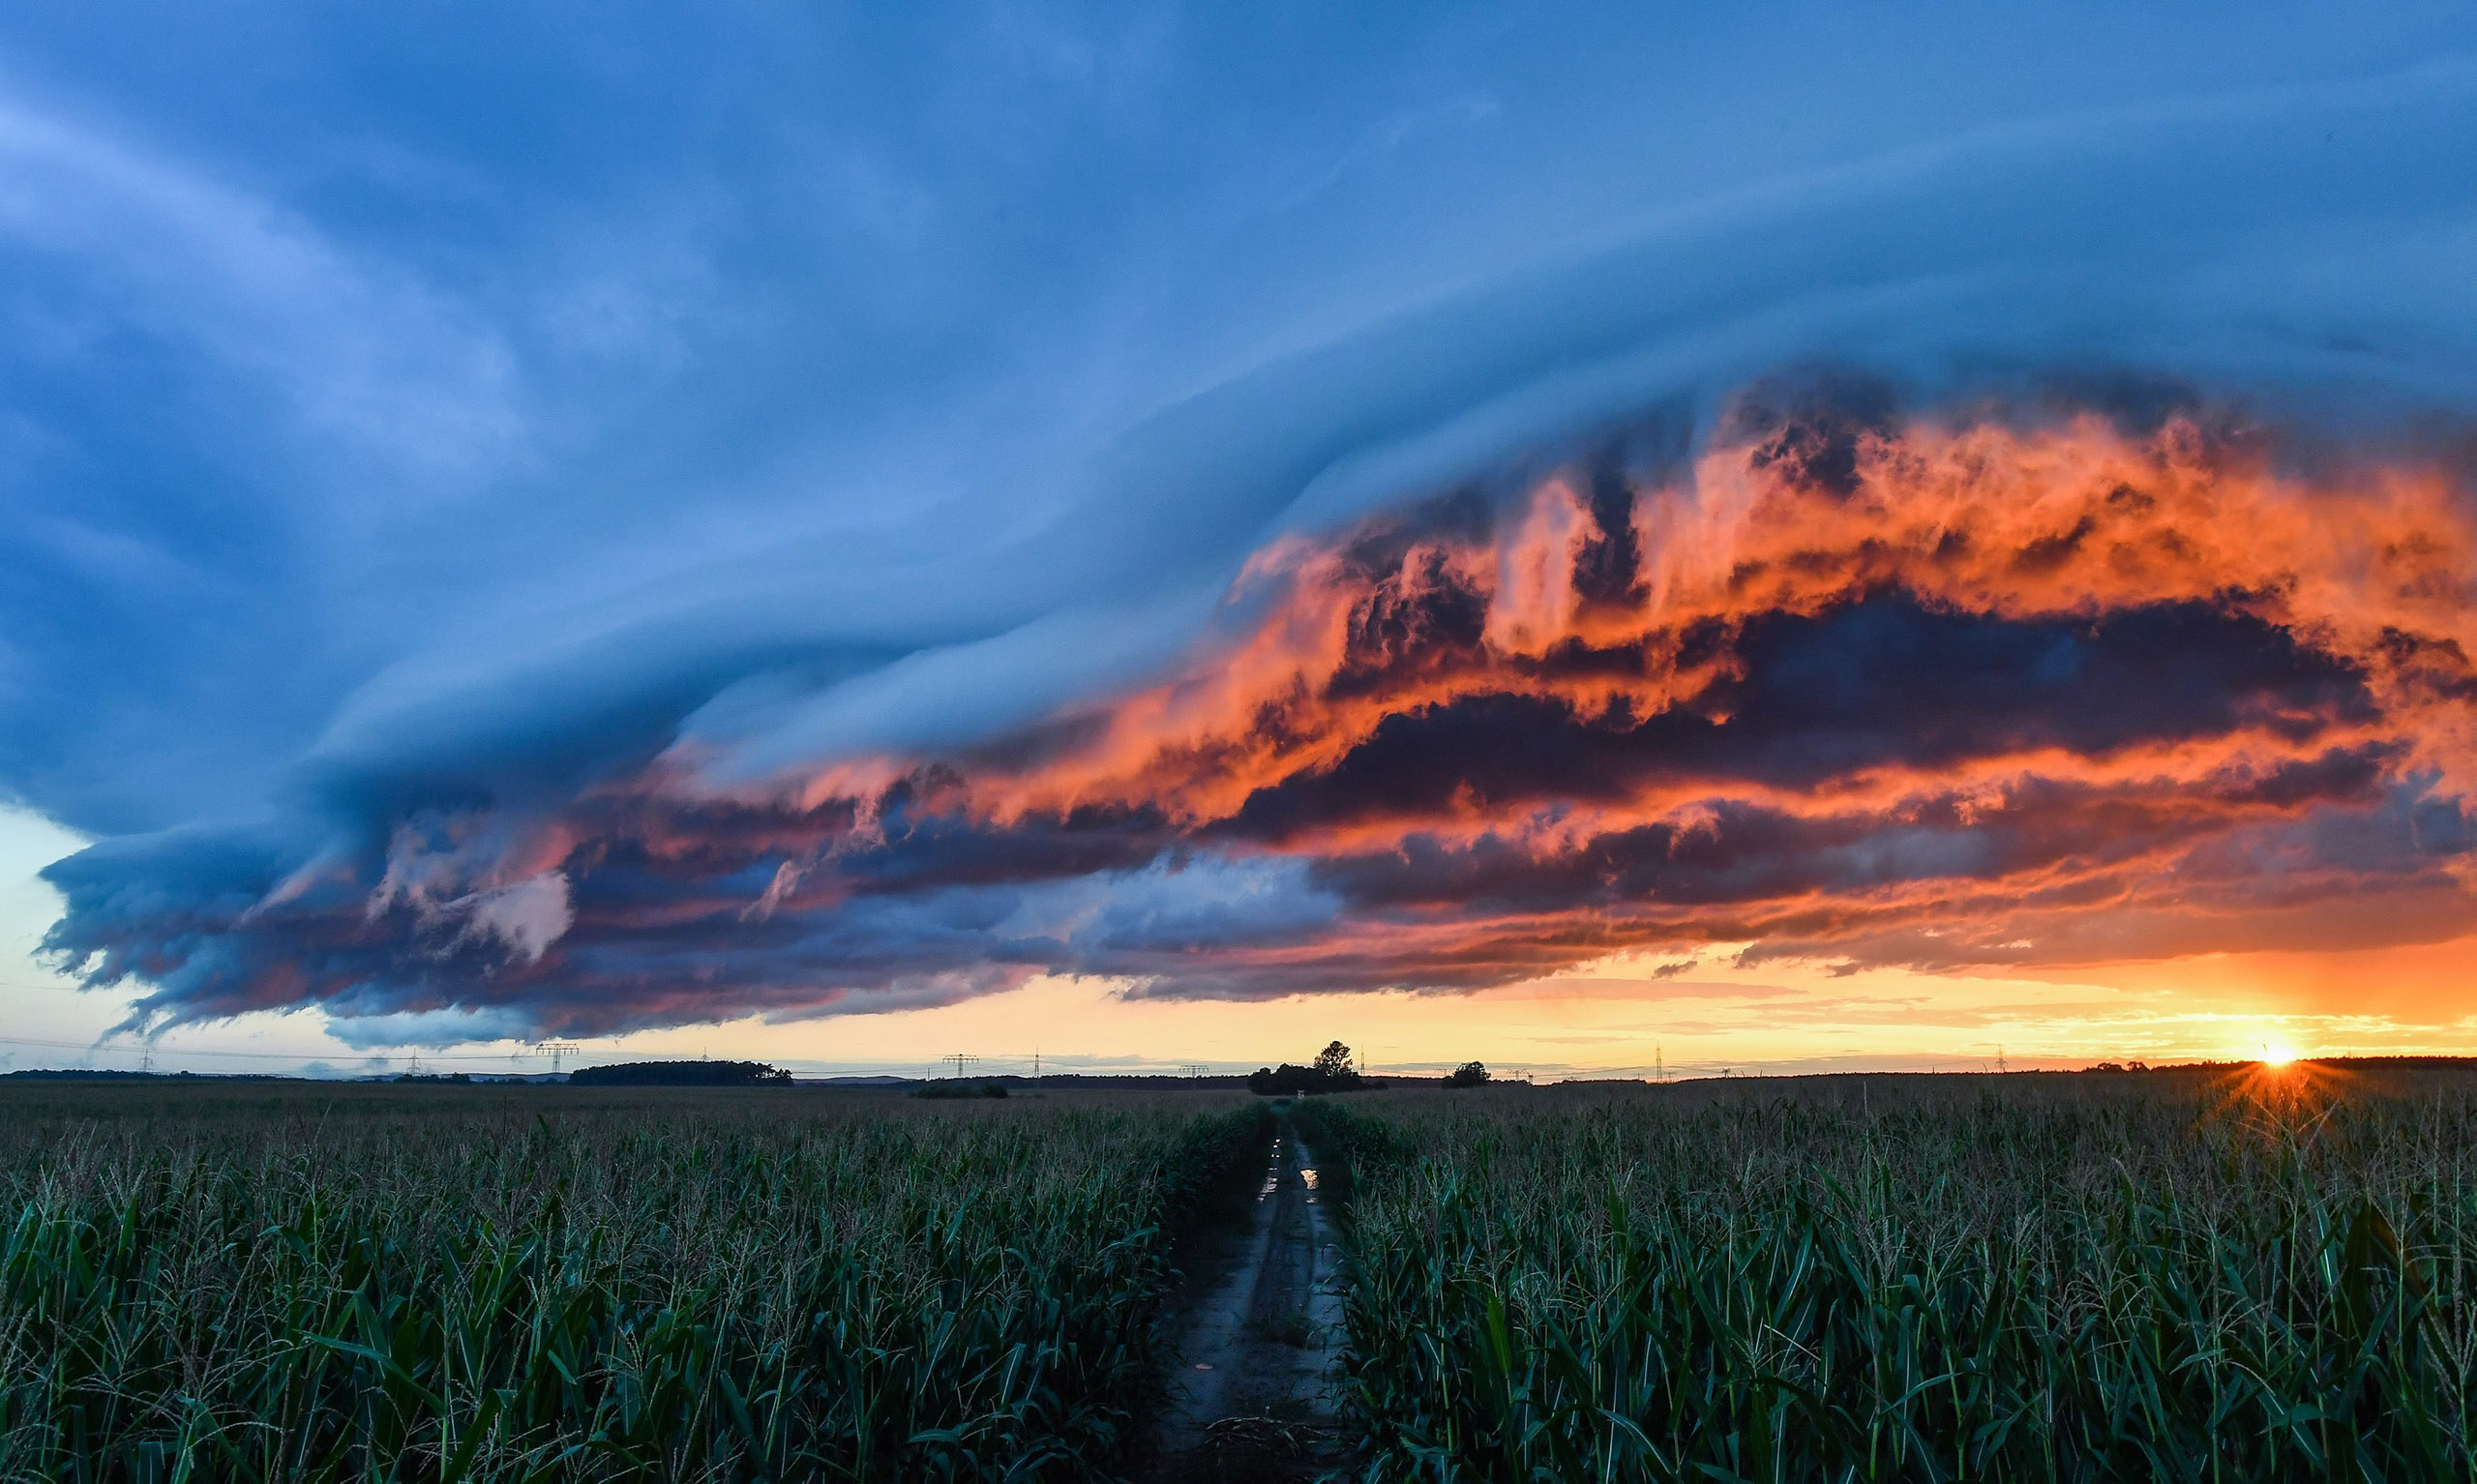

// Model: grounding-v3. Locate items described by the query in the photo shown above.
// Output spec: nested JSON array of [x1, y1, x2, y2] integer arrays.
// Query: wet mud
[[1128, 1113, 1349, 1482]]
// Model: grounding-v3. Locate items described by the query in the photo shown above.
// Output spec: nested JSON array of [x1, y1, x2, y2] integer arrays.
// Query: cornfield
[[0, 1083, 1264, 1482], [16, 1069, 2477, 1482], [1307, 1068, 2477, 1483]]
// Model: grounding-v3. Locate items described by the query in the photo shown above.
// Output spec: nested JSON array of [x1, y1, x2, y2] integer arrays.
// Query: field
[[8, 1067, 2477, 1483], [0, 1083, 1262, 1482], [1303, 1065, 2477, 1483]]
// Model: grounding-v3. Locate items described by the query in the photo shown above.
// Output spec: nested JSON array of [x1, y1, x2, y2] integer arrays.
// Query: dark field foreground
[[9, 1068, 2477, 1482], [0, 1083, 1261, 1482], [1305, 1064, 2477, 1483]]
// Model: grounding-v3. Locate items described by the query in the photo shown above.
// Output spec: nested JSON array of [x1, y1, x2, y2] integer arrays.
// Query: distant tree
[[1248, 1044, 1375, 1096], [1443, 1061, 1492, 1088]]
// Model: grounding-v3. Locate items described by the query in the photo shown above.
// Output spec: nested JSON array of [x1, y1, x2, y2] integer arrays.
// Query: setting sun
[[2260, 1041, 2299, 1068]]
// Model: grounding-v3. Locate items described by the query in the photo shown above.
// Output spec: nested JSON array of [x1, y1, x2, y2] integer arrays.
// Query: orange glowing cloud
[[739, 404, 2474, 868], [45, 390, 2477, 1036]]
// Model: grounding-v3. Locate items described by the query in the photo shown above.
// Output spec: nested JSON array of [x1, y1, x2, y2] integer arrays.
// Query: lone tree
[[1248, 1041, 1378, 1096], [1443, 1060, 1492, 1088]]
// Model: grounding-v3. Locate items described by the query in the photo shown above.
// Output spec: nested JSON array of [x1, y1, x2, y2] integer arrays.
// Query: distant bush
[[910, 1080, 1008, 1100], [566, 1060, 791, 1087], [1442, 1061, 1492, 1088]]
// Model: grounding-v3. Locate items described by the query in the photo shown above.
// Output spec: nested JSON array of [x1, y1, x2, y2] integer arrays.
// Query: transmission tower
[[533, 1041, 581, 1076], [1185, 1063, 1209, 1080], [137, 1045, 156, 1075], [944, 1053, 979, 1080]]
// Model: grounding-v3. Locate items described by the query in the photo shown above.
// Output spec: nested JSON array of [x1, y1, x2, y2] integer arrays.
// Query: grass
[[1304, 1066, 2477, 1483], [0, 1083, 1264, 1482]]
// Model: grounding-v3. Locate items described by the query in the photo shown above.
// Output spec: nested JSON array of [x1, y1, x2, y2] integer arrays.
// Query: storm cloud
[[18, 13, 2477, 1040]]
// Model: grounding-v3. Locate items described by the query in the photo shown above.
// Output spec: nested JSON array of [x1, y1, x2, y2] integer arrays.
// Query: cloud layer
[[46, 387, 2477, 1037], [18, 18, 2477, 1042]]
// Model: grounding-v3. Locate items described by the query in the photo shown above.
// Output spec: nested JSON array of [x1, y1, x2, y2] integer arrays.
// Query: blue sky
[[8, 5, 2477, 1076]]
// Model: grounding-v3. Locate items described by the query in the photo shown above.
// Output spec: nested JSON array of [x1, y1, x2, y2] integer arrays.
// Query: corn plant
[[1311, 1071, 2477, 1483], [0, 1083, 1265, 1483]]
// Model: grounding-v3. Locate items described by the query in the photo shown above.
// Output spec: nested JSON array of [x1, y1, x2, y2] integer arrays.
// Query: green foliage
[[0, 1083, 1259, 1481], [1327, 1075, 2477, 1482]]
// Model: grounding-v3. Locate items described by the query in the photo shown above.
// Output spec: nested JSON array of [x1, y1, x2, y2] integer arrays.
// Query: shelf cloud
[[35, 54, 2477, 1041]]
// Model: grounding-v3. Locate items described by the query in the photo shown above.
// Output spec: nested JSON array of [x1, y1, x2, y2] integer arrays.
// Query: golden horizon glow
[[494, 943, 2477, 1077]]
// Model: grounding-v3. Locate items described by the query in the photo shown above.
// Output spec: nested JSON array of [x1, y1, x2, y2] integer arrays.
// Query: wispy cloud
[[0, 92, 519, 468]]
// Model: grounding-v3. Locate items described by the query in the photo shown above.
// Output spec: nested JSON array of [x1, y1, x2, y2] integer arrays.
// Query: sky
[[7, 3, 2477, 1079]]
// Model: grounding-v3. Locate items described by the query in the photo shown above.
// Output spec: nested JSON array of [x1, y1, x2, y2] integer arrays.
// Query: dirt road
[[1129, 1112, 1349, 1481]]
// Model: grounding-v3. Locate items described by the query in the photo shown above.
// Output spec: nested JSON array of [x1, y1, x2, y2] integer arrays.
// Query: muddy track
[[1128, 1111, 1349, 1482]]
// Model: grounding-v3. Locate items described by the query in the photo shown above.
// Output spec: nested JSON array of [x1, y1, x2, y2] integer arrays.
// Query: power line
[[0, 1033, 608, 1065], [0, 1032, 1053, 1083], [0, 1034, 389, 1062]]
